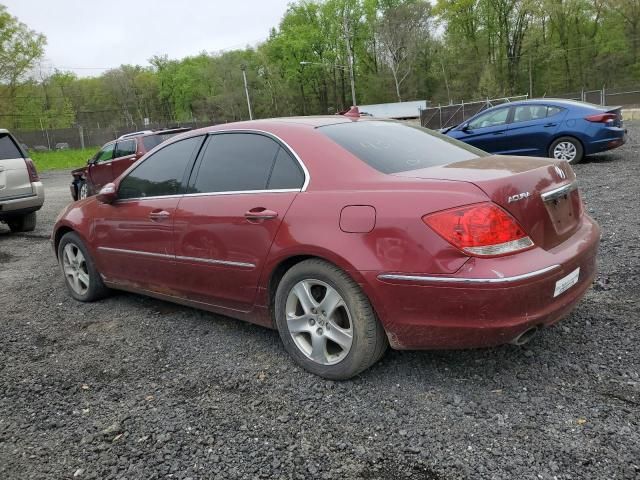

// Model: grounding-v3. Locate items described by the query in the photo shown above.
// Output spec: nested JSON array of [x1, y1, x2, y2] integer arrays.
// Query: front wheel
[[78, 179, 89, 200], [58, 232, 110, 302], [274, 259, 388, 380], [549, 136, 584, 164]]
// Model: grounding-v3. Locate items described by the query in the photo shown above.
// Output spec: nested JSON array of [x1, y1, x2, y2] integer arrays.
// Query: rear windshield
[[142, 132, 183, 151], [0, 133, 22, 160], [319, 120, 487, 174]]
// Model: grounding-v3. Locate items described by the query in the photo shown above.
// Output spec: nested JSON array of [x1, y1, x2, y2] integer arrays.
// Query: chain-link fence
[[12, 120, 217, 151], [421, 86, 640, 130], [420, 96, 528, 130]]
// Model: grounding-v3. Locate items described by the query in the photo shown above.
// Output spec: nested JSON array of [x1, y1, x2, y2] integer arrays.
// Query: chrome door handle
[[244, 208, 278, 221], [149, 210, 171, 221]]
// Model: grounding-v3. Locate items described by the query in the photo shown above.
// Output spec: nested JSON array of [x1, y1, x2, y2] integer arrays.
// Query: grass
[[29, 148, 98, 172]]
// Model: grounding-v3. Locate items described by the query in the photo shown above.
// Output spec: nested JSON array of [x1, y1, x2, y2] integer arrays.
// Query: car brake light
[[24, 158, 39, 182], [423, 202, 534, 257], [585, 113, 617, 123]]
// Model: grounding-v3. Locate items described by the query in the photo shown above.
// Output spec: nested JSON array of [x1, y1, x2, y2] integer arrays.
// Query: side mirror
[[461, 123, 471, 132], [96, 183, 117, 204]]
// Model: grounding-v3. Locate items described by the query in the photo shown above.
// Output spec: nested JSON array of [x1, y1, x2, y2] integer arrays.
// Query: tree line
[[1, 0, 639, 131]]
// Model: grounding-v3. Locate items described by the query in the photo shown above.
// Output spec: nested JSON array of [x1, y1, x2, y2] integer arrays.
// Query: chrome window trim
[[114, 129, 311, 203], [541, 181, 578, 202], [377, 264, 561, 285], [97, 246, 255, 269], [114, 188, 301, 204]]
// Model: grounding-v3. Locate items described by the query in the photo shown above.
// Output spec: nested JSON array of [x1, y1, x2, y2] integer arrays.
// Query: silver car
[[0, 129, 45, 232]]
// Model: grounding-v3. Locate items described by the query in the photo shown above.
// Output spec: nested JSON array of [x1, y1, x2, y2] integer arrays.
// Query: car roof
[[490, 98, 606, 109]]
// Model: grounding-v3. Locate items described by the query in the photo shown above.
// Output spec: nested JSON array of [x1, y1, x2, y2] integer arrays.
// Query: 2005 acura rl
[[52, 117, 600, 379]]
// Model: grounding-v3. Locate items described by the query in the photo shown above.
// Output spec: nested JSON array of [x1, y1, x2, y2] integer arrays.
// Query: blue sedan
[[444, 99, 626, 163]]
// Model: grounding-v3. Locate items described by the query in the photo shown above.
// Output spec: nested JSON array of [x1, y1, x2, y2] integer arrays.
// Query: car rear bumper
[[0, 181, 45, 217], [362, 216, 600, 350], [585, 127, 626, 154]]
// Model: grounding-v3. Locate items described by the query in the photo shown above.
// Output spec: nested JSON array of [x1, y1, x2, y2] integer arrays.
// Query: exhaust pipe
[[509, 327, 539, 346]]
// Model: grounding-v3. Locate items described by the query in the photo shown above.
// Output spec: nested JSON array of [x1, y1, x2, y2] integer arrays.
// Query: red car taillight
[[422, 202, 534, 257], [24, 158, 39, 182], [585, 113, 617, 123]]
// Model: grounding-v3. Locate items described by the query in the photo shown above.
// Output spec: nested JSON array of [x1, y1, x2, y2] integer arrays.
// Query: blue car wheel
[[549, 136, 584, 164]]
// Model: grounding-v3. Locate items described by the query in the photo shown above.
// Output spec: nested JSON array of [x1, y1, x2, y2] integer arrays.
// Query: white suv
[[0, 129, 45, 232]]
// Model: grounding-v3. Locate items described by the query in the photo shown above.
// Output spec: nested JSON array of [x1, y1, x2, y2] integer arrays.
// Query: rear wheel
[[58, 232, 109, 302], [7, 212, 36, 232], [274, 259, 388, 380], [549, 136, 584, 164]]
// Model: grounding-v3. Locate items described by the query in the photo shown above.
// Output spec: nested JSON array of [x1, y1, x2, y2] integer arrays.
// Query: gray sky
[[3, 0, 291, 77]]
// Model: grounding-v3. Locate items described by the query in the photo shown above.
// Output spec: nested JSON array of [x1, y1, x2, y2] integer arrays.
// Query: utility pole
[[343, 15, 357, 106], [240, 64, 253, 120], [529, 54, 533, 99]]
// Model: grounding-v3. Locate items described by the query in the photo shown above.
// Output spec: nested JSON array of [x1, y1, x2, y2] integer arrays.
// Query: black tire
[[57, 231, 110, 302], [274, 259, 388, 380], [7, 212, 36, 232], [549, 136, 584, 164]]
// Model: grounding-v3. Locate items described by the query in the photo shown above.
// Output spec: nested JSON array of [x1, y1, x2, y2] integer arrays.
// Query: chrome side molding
[[97, 246, 255, 269], [377, 264, 561, 285]]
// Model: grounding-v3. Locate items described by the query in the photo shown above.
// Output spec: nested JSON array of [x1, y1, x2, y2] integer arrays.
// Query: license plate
[[554, 267, 580, 297]]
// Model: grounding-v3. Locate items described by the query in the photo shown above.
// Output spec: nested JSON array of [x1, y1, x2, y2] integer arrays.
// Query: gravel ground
[[0, 127, 639, 480]]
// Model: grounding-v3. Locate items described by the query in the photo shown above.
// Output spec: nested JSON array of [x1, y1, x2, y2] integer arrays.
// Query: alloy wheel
[[285, 279, 353, 365], [553, 141, 577, 162], [62, 243, 90, 295], [79, 183, 89, 199]]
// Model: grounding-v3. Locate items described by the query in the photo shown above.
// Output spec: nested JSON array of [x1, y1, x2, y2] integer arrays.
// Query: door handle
[[492, 131, 505, 135], [544, 123, 558, 128], [244, 208, 278, 221], [149, 210, 171, 221]]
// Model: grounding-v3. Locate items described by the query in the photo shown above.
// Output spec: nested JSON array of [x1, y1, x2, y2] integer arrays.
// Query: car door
[[87, 142, 116, 191], [503, 105, 565, 156], [173, 132, 306, 312], [92, 136, 205, 292], [453, 106, 512, 153], [111, 138, 140, 180]]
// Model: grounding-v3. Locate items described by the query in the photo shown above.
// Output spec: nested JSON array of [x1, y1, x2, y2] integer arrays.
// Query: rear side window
[[513, 105, 548, 122], [190, 133, 281, 193], [0, 134, 23, 160], [118, 136, 203, 199], [320, 121, 486, 174], [268, 148, 304, 189], [114, 139, 136, 157], [547, 106, 562, 117]]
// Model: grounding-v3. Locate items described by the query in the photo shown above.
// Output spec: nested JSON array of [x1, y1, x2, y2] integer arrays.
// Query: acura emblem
[[554, 165, 567, 180]]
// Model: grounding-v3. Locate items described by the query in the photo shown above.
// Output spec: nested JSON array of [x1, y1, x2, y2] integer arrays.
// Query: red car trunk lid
[[393, 156, 582, 250]]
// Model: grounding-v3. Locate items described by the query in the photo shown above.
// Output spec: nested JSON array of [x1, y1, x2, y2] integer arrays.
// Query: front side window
[[114, 139, 137, 158], [190, 133, 282, 194], [468, 108, 510, 129], [0, 134, 22, 160], [95, 144, 115, 163], [118, 136, 203, 199], [320, 120, 486, 175]]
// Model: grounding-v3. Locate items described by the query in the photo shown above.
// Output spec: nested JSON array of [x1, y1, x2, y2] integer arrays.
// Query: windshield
[[319, 120, 488, 174]]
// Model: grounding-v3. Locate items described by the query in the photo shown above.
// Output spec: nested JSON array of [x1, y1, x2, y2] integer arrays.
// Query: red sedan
[[52, 117, 600, 379]]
